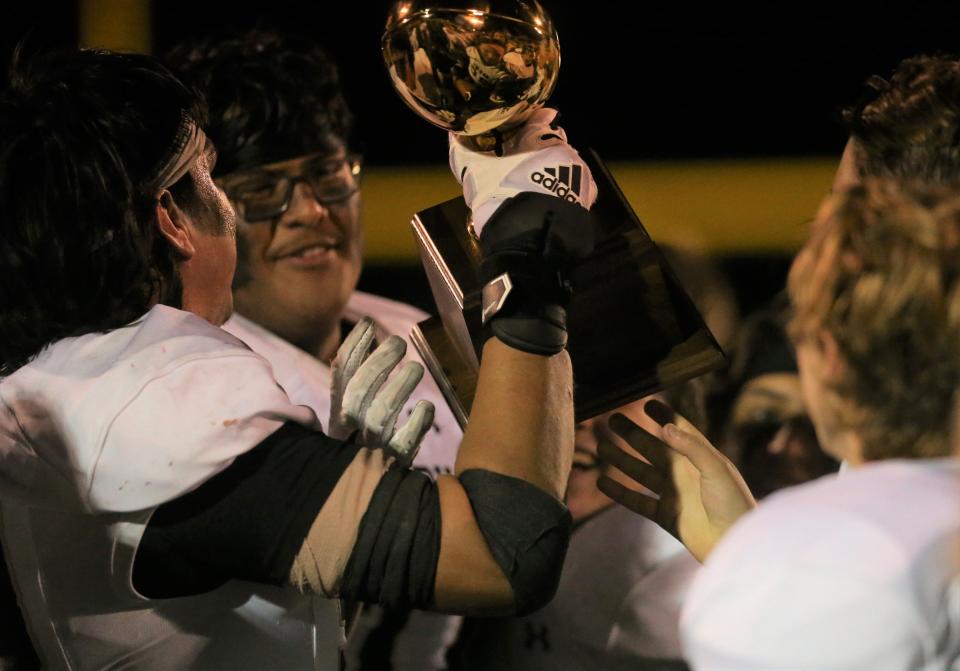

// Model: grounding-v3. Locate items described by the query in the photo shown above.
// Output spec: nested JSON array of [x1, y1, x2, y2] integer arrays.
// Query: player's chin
[[292, 288, 352, 323]]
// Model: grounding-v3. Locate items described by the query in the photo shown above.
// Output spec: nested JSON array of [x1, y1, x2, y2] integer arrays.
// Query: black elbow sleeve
[[459, 469, 572, 616]]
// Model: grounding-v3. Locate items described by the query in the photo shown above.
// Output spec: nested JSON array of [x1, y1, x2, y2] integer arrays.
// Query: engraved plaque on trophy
[[384, 1, 725, 427]]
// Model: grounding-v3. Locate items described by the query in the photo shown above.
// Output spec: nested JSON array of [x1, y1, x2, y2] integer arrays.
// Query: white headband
[[145, 114, 208, 195]]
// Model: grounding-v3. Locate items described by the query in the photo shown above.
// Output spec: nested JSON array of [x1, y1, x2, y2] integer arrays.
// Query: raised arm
[[433, 340, 573, 613], [322, 116, 594, 615], [323, 188, 591, 617]]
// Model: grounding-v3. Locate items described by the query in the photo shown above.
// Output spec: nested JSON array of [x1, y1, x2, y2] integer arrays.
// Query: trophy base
[[411, 150, 726, 427], [410, 316, 476, 428]]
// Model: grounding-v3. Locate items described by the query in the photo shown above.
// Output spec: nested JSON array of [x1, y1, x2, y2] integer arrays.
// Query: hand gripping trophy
[[383, 0, 725, 425]]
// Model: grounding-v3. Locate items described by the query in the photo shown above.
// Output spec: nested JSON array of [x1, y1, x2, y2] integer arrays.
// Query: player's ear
[[817, 329, 845, 381], [155, 190, 195, 260]]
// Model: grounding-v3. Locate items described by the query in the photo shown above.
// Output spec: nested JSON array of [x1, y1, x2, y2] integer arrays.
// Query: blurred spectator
[[661, 245, 740, 353], [711, 299, 839, 499]]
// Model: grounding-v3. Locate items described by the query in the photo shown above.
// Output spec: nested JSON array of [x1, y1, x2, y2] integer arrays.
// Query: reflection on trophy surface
[[383, 0, 559, 138], [383, 1, 726, 426]]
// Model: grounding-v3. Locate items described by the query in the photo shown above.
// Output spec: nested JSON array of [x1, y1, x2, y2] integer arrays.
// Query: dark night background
[[161, 2, 960, 164], [4, 2, 960, 166]]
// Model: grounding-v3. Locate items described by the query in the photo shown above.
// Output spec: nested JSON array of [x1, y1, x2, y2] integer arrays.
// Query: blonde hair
[[788, 179, 960, 461]]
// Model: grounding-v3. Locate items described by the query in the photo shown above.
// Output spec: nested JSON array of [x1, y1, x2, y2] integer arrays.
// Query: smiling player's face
[[226, 143, 363, 359]]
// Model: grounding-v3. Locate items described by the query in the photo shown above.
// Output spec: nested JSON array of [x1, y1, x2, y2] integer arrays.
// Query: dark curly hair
[[166, 31, 354, 177], [843, 54, 960, 184], [0, 47, 207, 374]]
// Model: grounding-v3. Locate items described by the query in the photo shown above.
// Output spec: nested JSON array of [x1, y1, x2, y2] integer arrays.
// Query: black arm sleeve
[[133, 421, 361, 599]]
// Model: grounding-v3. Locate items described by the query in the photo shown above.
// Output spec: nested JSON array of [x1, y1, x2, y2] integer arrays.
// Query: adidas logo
[[531, 165, 582, 203]]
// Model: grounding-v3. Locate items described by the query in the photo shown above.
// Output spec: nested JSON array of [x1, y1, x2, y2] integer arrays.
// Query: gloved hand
[[449, 107, 598, 237], [476, 191, 594, 354], [328, 318, 435, 465]]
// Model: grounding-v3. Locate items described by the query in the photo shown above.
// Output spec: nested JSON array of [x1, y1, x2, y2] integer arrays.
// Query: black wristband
[[478, 192, 594, 355]]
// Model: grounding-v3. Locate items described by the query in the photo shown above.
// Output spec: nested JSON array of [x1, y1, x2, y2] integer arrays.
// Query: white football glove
[[328, 317, 435, 465], [449, 107, 598, 237]]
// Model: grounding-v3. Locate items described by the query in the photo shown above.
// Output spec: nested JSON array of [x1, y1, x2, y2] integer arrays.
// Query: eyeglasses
[[217, 153, 363, 222]]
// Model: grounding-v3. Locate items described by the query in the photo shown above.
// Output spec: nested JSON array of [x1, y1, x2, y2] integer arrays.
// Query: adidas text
[[531, 164, 583, 204]]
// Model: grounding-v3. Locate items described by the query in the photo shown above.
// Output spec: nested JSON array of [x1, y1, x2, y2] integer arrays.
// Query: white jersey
[[681, 458, 960, 671], [222, 291, 463, 671], [223, 290, 462, 479], [455, 504, 699, 670], [0, 305, 327, 670]]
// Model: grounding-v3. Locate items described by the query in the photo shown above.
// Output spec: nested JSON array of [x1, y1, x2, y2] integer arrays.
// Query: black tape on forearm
[[340, 467, 440, 609], [459, 469, 572, 615]]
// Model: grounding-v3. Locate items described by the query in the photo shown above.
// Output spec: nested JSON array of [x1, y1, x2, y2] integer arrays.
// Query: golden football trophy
[[383, 1, 725, 425]]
